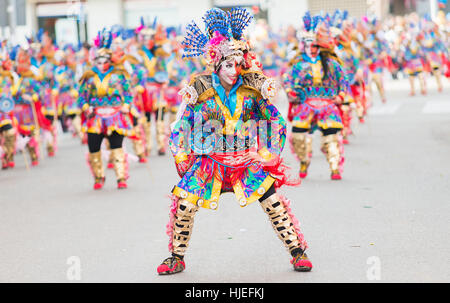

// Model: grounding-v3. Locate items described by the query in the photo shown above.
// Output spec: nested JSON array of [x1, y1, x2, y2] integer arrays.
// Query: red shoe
[[1, 163, 7, 170], [299, 162, 309, 179], [32, 161, 39, 166], [139, 157, 147, 163], [117, 180, 127, 189], [48, 151, 55, 157], [107, 162, 114, 169], [359, 118, 365, 124], [157, 256, 185, 275], [8, 162, 15, 168], [93, 177, 105, 190], [331, 171, 342, 180], [343, 139, 349, 145], [291, 253, 313, 272]]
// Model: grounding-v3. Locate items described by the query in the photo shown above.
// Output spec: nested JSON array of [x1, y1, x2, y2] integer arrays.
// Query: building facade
[[1, 0, 446, 46]]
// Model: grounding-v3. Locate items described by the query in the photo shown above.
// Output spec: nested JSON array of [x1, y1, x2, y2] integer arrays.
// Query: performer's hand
[[121, 104, 130, 114], [334, 96, 343, 105], [23, 94, 33, 103], [176, 159, 193, 177], [287, 91, 298, 104]]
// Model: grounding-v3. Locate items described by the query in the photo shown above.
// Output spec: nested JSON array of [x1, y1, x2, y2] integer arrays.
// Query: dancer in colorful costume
[[29, 30, 58, 157], [0, 45, 17, 169], [284, 12, 348, 180], [329, 10, 357, 144], [362, 18, 388, 103], [402, 30, 427, 96], [53, 46, 82, 139], [157, 7, 312, 275], [135, 18, 173, 156], [12, 47, 50, 166], [78, 29, 133, 190], [421, 22, 445, 93]]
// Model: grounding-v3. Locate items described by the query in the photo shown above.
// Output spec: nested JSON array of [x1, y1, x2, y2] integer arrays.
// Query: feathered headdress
[[93, 28, 113, 59], [181, 7, 253, 68], [135, 16, 158, 37], [299, 11, 333, 49]]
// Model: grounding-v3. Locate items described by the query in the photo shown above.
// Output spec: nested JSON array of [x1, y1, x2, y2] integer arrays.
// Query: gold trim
[[93, 72, 113, 98]]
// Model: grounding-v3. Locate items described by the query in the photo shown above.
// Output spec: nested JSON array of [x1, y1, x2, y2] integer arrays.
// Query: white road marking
[[422, 101, 450, 114]]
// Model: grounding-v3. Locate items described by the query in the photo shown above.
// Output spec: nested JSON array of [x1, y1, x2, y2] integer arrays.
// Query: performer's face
[[305, 41, 320, 58], [218, 57, 242, 86], [142, 34, 155, 49], [95, 56, 111, 73]]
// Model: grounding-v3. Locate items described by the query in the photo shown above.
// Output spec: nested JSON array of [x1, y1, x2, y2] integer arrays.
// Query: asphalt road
[[1, 77, 449, 283]]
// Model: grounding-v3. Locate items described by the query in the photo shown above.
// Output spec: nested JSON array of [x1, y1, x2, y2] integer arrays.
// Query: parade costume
[[109, 30, 148, 164], [328, 11, 358, 144], [0, 48, 17, 169], [54, 46, 82, 139], [12, 48, 50, 166], [284, 12, 348, 180], [134, 19, 174, 156], [157, 7, 311, 275], [78, 29, 133, 190], [363, 20, 388, 103], [29, 31, 59, 157], [421, 26, 445, 93]]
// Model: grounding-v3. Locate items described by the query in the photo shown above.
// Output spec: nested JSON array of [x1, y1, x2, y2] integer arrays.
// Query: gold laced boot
[[143, 120, 152, 156], [110, 148, 128, 189], [157, 199, 199, 275], [27, 131, 40, 166], [72, 115, 83, 140], [260, 194, 312, 272], [132, 126, 147, 163], [156, 120, 166, 156], [88, 151, 105, 190], [2, 128, 16, 169], [323, 134, 342, 180], [292, 133, 310, 178]]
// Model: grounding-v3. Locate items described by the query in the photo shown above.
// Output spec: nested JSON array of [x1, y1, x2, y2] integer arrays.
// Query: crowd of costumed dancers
[[0, 7, 449, 273]]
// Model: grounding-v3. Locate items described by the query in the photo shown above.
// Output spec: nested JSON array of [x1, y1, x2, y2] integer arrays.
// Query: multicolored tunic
[[77, 66, 133, 136], [284, 53, 348, 130], [54, 65, 79, 116], [12, 72, 46, 135], [0, 70, 16, 129], [170, 71, 286, 210]]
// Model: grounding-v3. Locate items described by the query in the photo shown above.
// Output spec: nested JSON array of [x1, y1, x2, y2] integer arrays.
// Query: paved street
[[1, 78, 449, 283]]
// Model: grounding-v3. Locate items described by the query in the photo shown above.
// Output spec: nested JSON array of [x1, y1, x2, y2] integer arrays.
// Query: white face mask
[[305, 41, 320, 58], [95, 57, 111, 73], [217, 57, 242, 86]]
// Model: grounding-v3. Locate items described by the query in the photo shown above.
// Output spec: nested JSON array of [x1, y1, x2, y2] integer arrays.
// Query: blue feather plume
[[202, 8, 230, 38], [229, 7, 253, 40], [181, 21, 209, 58]]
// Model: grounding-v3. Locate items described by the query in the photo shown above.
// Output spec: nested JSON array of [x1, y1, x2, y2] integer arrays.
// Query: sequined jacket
[[77, 67, 132, 110], [284, 53, 349, 103], [170, 71, 286, 166]]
